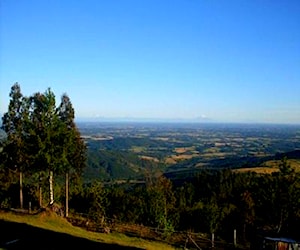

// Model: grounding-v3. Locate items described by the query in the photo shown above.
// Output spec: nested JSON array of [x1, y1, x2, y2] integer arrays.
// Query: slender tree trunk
[[39, 186, 43, 207], [277, 209, 285, 233], [65, 172, 69, 217], [49, 170, 54, 205], [39, 172, 43, 207], [234, 229, 237, 247], [20, 171, 23, 209]]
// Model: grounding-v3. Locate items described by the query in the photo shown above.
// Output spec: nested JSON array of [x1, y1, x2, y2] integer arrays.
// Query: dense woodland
[[71, 159, 300, 243], [0, 83, 299, 246]]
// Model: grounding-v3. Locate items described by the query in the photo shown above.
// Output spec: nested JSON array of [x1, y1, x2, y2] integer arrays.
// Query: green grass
[[0, 210, 175, 250]]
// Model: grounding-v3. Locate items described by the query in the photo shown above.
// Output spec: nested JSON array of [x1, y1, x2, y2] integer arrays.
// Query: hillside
[[0, 210, 175, 250], [233, 158, 300, 174], [166, 150, 300, 179]]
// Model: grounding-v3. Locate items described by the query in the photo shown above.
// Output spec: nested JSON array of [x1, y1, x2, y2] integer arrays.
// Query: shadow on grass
[[0, 220, 143, 250]]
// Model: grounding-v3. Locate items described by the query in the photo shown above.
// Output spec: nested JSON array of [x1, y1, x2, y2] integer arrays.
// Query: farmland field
[[78, 122, 300, 181]]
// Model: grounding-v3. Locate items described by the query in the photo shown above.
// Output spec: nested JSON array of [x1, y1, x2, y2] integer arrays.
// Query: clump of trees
[[0, 83, 86, 215]]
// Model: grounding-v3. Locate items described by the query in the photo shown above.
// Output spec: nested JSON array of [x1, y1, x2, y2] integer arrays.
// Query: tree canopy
[[0, 83, 86, 208]]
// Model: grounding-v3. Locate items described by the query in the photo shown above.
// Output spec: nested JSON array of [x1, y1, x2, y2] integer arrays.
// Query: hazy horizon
[[74, 116, 300, 126]]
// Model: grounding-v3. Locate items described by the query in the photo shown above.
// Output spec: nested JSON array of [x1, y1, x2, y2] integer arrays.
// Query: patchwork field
[[79, 122, 300, 180]]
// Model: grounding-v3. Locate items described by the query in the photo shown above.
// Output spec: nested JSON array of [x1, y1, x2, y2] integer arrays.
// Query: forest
[[1, 83, 300, 248]]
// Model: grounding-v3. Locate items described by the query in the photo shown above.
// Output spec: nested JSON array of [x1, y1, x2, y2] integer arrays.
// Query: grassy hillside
[[233, 159, 300, 174], [0, 210, 175, 250]]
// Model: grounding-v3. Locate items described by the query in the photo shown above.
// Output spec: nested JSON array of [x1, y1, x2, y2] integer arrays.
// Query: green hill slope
[[0, 210, 174, 250]]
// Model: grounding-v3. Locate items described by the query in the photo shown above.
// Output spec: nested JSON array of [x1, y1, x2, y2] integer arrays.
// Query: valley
[[78, 122, 300, 181]]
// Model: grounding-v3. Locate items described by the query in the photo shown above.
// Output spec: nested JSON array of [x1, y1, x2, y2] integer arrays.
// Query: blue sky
[[1, 0, 299, 124]]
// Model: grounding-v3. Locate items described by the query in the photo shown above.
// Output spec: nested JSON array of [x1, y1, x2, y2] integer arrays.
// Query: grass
[[0, 210, 175, 250], [234, 159, 300, 174], [139, 155, 160, 162], [264, 159, 300, 171], [174, 147, 195, 154], [233, 167, 279, 174]]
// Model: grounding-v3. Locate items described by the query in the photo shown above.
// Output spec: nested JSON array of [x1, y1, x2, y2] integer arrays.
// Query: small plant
[[1, 197, 11, 209]]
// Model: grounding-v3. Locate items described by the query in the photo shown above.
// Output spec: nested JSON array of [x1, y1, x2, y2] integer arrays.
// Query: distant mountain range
[[75, 116, 213, 123]]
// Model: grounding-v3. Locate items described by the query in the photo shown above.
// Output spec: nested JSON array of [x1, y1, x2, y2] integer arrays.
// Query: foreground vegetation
[[70, 160, 300, 241]]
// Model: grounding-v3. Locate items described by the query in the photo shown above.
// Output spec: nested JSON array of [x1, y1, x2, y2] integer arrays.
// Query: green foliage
[[58, 93, 87, 175], [87, 181, 108, 225], [65, 165, 300, 242], [85, 150, 139, 180], [1, 83, 29, 173], [160, 217, 175, 240], [84, 147, 165, 181], [278, 157, 294, 176], [1, 83, 86, 208], [144, 175, 176, 229]]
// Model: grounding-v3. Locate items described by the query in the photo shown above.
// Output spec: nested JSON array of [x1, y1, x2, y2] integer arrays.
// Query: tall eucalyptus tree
[[58, 93, 86, 217], [30, 89, 61, 205], [1, 83, 28, 209]]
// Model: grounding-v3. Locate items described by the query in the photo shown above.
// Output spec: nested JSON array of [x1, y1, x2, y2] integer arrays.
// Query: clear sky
[[1, 0, 299, 124]]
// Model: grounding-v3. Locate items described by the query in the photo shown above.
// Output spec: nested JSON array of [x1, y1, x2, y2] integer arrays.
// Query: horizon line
[[74, 117, 300, 126]]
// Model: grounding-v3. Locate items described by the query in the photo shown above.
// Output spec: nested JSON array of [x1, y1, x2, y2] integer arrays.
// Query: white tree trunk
[[65, 172, 69, 217], [39, 186, 43, 207], [39, 172, 43, 207], [20, 171, 23, 209], [49, 170, 54, 205]]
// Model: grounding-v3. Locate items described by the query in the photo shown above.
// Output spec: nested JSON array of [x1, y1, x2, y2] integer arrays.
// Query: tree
[[274, 158, 298, 233], [57, 93, 86, 217], [1, 83, 28, 209], [144, 174, 176, 234], [0, 129, 7, 161], [30, 89, 62, 205], [1, 83, 86, 212], [87, 181, 108, 225], [240, 190, 255, 239]]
